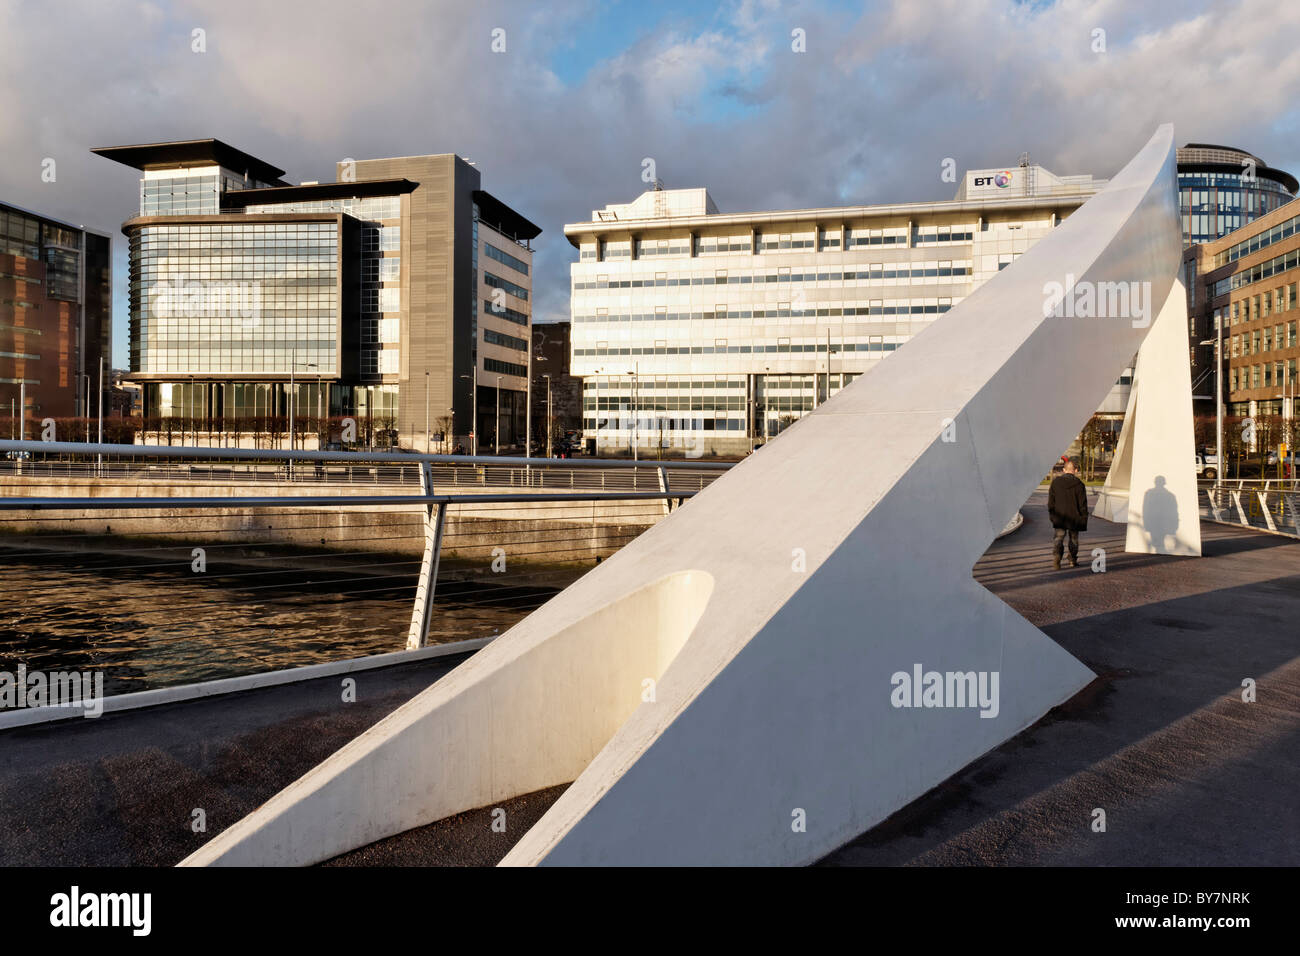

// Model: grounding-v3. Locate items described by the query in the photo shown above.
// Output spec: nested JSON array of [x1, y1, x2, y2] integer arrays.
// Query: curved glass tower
[[1177, 143, 1297, 245]]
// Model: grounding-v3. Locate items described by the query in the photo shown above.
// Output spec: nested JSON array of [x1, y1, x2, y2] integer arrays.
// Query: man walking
[[1048, 455, 1089, 569]]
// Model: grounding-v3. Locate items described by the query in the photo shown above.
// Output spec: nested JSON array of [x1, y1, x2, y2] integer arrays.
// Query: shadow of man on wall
[[1142, 475, 1178, 553]]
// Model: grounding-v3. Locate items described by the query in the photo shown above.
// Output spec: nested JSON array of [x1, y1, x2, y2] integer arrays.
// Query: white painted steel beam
[[183, 125, 1189, 867]]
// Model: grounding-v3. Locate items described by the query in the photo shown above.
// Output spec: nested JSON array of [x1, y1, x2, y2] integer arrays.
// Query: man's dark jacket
[[1048, 473, 1089, 531]]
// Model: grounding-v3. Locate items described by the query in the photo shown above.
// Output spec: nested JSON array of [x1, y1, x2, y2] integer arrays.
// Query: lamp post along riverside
[[495, 375, 502, 456], [459, 367, 479, 455], [543, 373, 553, 458], [526, 340, 532, 458]]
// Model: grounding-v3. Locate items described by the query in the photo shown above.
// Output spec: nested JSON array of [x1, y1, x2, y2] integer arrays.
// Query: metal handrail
[[0, 491, 690, 510], [0, 439, 733, 470], [0, 440, 728, 655]]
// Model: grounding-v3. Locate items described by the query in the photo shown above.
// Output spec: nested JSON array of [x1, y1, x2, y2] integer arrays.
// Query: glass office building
[[0, 201, 111, 420], [567, 165, 1114, 455], [95, 139, 538, 448], [1176, 144, 1297, 245]]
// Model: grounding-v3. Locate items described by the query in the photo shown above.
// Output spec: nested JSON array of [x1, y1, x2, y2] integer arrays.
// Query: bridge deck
[[2, 490, 1297, 866]]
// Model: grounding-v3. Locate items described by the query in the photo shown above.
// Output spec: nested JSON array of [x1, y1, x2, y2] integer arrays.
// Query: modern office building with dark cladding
[[93, 139, 539, 450], [0, 201, 111, 422], [1177, 144, 1297, 245]]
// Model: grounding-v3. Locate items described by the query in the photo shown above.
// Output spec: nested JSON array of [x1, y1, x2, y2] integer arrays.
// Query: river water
[[0, 543, 564, 703]]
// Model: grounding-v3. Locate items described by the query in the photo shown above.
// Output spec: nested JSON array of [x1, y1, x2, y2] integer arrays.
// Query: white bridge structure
[[183, 125, 1197, 867]]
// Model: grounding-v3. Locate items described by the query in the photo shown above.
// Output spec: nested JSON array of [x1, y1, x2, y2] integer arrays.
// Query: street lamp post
[[80, 372, 90, 442], [1216, 317, 1224, 492], [424, 370, 430, 454], [458, 367, 479, 455], [543, 373, 553, 458], [628, 362, 639, 461], [526, 341, 532, 458], [495, 375, 503, 456], [96, 356, 103, 476], [289, 346, 296, 453]]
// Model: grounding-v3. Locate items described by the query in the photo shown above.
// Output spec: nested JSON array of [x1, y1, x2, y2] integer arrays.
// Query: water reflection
[[0, 545, 562, 701]]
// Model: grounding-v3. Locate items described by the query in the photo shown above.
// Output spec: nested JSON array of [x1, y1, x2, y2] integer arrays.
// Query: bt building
[[565, 162, 1112, 456]]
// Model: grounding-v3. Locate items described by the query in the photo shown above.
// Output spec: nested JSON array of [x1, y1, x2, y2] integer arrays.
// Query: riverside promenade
[[2, 490, 1297, 866]]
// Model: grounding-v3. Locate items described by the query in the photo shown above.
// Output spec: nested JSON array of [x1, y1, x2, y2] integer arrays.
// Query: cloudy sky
[[3, 0, 1299, 366]]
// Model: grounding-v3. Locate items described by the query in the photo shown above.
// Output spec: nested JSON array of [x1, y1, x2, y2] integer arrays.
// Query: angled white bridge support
[[1094, 282, 1203, 555], [182, 125, 1191, 867]]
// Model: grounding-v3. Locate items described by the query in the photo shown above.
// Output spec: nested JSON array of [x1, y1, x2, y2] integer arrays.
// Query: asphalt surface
[[821, 490, 1300, 865], [2, 490, 1297, 866], [0, 655, 474, 866]]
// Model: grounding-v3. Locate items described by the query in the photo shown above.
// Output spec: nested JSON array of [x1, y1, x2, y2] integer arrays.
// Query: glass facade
[[246, 195, 401, 381], [1177, 146, 1297, 245], [1, 203, 111, 418], [128, 221, 340, 376], [141, 172, 221, 216]]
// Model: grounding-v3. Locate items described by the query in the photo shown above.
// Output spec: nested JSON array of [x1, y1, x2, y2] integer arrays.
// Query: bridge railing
[[1198, 479, 1300, 536], [0, 440, 733, 697]]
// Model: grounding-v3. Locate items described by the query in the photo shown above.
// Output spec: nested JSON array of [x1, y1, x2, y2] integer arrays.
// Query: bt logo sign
[[973, 171, 1014, 188]]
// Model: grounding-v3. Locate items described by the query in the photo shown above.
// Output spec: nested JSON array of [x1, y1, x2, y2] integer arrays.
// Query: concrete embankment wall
[[0, 476, 668, 567]]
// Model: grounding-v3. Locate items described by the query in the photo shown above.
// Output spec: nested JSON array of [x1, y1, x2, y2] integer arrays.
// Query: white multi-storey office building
[[566, 163, 1115, 456]]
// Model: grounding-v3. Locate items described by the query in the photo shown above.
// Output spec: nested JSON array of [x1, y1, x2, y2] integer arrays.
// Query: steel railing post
[[406, 461, 445, 651]]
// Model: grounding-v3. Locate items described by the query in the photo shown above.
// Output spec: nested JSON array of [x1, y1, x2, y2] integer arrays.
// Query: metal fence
[[0, 440, 733, 698], [0, 447, 731, 490], [1199, 479, 1300, 537]]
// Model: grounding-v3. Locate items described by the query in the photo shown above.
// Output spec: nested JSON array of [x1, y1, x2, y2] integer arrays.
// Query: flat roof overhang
[[1177, 160, 1299, 195], [222, 179, 418, 208], [473, 189, 542, 241], [562, 193, 1092, 248], [91, 139, 288, 186]]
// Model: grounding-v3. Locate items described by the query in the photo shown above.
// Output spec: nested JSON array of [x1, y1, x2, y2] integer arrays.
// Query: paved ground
[[0, 655, 474, 866], [822, 490, 1300, 865], [3, 490, 1298, 866]]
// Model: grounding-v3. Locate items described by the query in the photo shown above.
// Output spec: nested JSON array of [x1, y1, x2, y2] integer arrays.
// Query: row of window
[[573, 264, 970, 291], [1230, 321, 1298, 357], [585, 417, 748, 432], [1215, 213, 1300, 267], [483, 243, 529, 276], [576, 342, 900, 356], [1213, 246, 1300, 297], [245, 196, 401, 221], [1229, 361, 1298, 391], [483, 328, 528, 351], [575, 302, 953, 323], [583, 228, 978, 262], [484, 357, 526, 377], [482, 298, 528, 327], [140, 174, 220, 216], [484, 271, 528, 301]]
